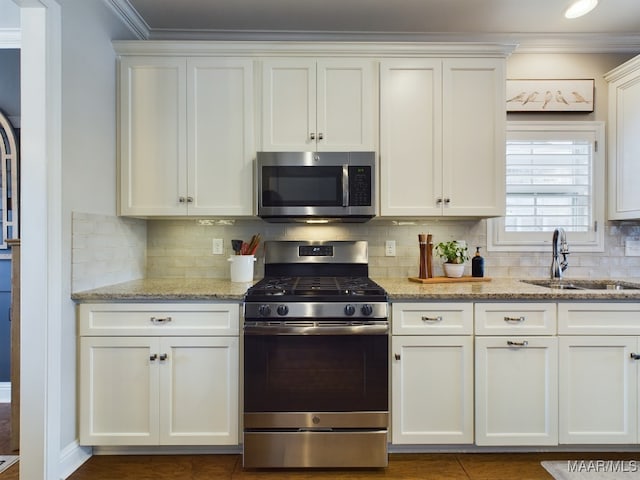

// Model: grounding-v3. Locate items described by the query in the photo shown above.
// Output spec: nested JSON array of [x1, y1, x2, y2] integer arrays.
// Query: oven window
[[244, 334, 388, 412], [262, 166, 343, 207]]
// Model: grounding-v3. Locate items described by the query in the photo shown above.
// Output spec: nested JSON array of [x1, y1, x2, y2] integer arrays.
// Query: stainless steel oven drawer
[[243, 430, 388, 468]]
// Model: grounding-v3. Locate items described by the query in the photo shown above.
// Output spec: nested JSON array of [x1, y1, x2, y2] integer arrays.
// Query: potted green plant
[[435, 240, 469, 278]]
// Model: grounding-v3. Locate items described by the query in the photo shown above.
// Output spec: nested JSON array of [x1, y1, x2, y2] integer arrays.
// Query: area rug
[[542, 461, 640, 479], [0, 455, 18, 474]]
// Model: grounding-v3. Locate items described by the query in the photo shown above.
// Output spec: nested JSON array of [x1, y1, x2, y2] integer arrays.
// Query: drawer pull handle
[[631, 353, 640, 360], [394, 353, 401, 361], [159, 353, 168, 361], [151, 316, 172, 324], [421, 316, 443, 322], [504, 316, 525, 323], [507, 340, 528, 347], [149, 354, 158, 361]]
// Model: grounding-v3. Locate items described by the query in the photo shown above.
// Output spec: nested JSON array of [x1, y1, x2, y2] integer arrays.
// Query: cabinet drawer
[[392, 303, 473, 335], [475, 303, 556, 335], [79, 303, 239, 336], [558, 302, 640, 335]]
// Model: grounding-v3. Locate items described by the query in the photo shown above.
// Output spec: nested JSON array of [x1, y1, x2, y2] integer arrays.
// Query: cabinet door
[[79, 337, 159, 445], [380, 59, 443, 216], [316, 59, 376, 151], [261, 58, 316, 151], [442, 58, 505, 216], [559, 336, 637, 444], [119, 57, 187, 215], [159, 336, 239, 445], [391, 336, 473, 444], [475, 336, 558, 446], [187, 58, 255, 216], [607, 56, 640, 220]]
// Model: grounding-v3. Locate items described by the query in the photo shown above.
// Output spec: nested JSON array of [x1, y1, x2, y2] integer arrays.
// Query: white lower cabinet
[[475, 336, 558, 446], [474, 303, 558, 446], [78, 303, 239, 446], [558, 302, 640, 444], [391, 303, 474, 444]]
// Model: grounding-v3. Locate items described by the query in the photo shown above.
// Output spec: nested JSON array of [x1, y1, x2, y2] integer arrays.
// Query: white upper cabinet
[[380, 57, 506, 217], [605, 54, 640, 220], [119, 56, 255, 216], [261, 58, 377, 152], [119, 56, 187, 216]]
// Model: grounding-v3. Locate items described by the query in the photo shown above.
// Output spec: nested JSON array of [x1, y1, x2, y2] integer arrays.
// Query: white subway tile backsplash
[[72, 212, 146, 292], [72, 213, 640, 284]]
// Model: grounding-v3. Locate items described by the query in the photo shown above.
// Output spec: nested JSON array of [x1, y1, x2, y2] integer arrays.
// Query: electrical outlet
[[625, 240, 640, 256], [385, 240, 396, 257], [212, 238, 224, 255]]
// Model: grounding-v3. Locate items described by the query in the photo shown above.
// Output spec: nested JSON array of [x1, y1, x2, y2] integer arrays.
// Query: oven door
[[244, 323, 388, 414]]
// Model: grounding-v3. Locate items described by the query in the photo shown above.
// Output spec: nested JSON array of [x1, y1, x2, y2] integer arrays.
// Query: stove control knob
[[276, 304, 289, 316], [258, 304, 272, 317], [361, 304, 374, 316], [344, 304, 356, 316]]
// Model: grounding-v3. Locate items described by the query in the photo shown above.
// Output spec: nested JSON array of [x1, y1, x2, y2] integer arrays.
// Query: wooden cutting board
[[408, 276, 491, 284]]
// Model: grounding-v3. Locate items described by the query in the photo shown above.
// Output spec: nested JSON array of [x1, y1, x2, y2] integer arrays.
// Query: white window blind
[[488, 122, 604, 253], [505, 140, 592, 233]]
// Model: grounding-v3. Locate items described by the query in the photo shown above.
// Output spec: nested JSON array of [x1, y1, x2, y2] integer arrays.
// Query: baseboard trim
[[92, 445, 242, 455], [0, 382, 10, 403], [59, 441, 92, 480]]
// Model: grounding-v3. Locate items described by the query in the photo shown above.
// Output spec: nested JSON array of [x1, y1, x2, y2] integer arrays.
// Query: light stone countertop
[[71, 276, 640, 303], [71, 277, 255, 302], [374, 277, 640, 301]]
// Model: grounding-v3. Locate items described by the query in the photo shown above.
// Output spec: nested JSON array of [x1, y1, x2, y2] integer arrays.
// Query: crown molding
[[112, 40, 517, 58], [102, 0, 149, 39]]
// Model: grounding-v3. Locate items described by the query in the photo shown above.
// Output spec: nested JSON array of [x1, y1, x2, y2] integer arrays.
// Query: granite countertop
[[71, 278, 255, 302], [71, 277, 640, 303], [374, 277, 640, 301]]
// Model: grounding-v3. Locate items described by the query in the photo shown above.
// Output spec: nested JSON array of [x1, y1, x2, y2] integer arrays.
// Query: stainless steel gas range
[[242, 240, 389, 468]]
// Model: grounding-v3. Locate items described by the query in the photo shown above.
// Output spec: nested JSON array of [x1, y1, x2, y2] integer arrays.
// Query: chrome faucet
[[550, 228, 570, 279]]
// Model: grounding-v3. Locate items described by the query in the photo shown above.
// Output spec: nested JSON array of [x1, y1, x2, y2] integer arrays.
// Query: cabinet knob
[[444, 198, 451, 205], [150, 354, 158, 361], [159, 353, 168, 361], [187, 196, 194, 203], [394, 353, 401, 361], [630, 353, 640, 360], [310, 133, 316, 140], [179, 197, 186, 203], [507, 340, 528, 347], [436, 198, 442, 205], [318, 132, 324, 140]]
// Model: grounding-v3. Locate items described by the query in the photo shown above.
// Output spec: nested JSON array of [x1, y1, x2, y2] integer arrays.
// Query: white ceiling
[[110, 0, 640, 52]]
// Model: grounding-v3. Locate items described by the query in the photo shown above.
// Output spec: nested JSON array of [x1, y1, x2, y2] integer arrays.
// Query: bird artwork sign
[[506, 79, 594, 112]]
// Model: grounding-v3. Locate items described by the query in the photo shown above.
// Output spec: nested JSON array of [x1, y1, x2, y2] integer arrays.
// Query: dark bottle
[[472, 246, 485, 277]]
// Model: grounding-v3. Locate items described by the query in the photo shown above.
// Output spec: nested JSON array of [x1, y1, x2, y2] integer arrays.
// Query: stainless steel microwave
[[257, 151, 376, 222]]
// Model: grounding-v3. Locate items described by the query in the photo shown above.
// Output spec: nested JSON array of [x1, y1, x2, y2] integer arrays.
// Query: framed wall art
[[506, 79, 594, 112]]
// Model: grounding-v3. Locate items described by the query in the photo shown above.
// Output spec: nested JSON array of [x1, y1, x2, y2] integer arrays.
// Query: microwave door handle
[[342, 164, 349, 207]]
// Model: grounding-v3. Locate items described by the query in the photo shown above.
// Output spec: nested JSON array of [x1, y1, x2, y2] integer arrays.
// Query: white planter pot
[[443, 263, 465, 278]]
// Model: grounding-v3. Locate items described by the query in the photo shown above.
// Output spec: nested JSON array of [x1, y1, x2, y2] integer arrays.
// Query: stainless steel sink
[[521, 279, 640, 290]]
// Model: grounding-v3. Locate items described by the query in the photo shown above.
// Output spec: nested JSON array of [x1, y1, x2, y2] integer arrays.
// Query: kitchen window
[[488, 121, 604, 252]]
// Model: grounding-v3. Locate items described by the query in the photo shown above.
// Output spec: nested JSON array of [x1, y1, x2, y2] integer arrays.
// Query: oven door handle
[[244, 322, 389, 336]]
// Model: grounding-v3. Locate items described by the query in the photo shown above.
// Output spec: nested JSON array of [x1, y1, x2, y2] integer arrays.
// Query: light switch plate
[[625, 240, 640, 256], [385, 240, 396, 257], [212, 238, 224, 255]]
